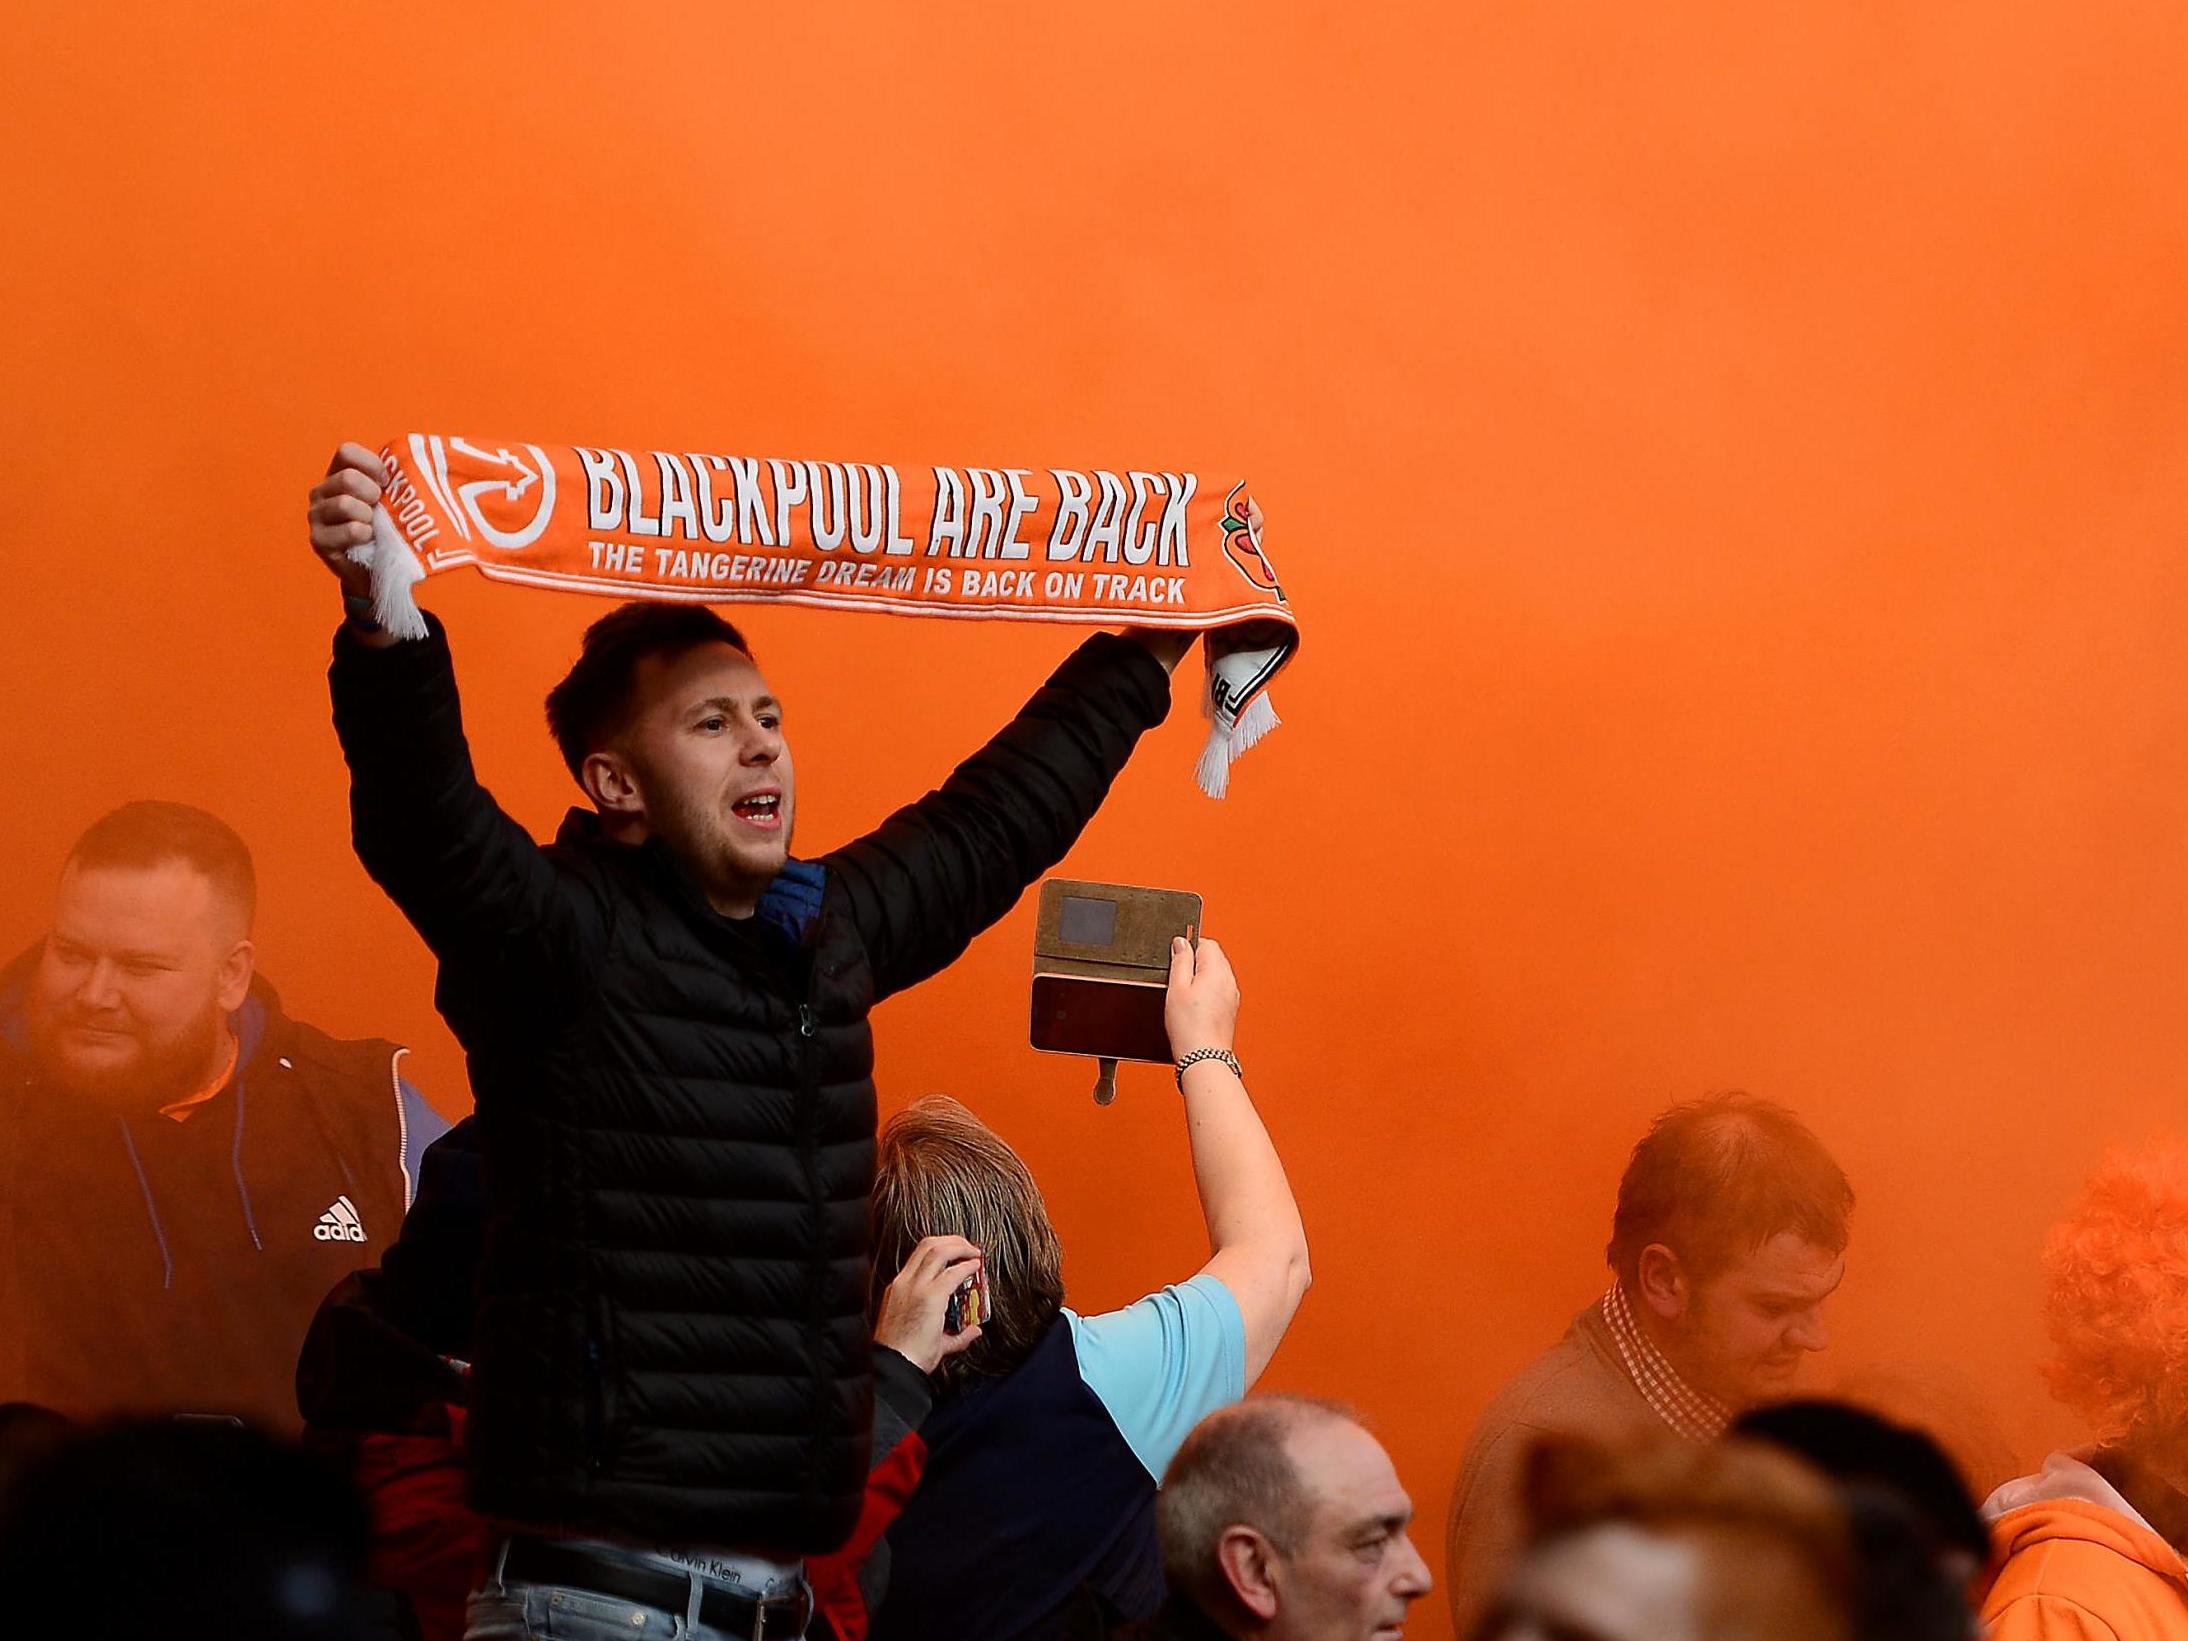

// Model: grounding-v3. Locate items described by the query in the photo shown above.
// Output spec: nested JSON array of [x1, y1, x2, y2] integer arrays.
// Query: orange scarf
[[355, 434, 1297, 795]]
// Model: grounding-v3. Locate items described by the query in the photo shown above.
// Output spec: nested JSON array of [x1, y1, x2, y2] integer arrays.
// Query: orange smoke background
[[5, 7, 2187, 1633]]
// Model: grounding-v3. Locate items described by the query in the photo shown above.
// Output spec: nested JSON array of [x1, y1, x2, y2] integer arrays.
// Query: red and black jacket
[[298, 1115, 935, 1641]]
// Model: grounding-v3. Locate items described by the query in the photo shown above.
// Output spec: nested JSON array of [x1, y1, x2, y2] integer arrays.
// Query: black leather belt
[[501, 1537, 814, 1640]]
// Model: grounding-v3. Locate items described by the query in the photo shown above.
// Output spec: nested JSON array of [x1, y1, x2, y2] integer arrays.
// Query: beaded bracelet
[[1174, 1047, 1243, 1092]]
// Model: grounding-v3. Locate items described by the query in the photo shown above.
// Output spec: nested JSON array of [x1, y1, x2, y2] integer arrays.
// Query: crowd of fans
[[0, 446, 2184, 1637]]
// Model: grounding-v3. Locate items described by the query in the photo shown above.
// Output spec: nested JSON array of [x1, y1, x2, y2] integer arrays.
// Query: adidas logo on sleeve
[[312, 1195, 369, 1243]]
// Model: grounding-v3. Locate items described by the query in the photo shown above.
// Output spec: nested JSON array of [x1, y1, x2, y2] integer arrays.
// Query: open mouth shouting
[[729, 789, 785, 832]]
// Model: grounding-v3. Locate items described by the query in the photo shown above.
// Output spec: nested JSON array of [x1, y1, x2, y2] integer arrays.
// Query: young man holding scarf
[[309, 442, 1187, 1641]]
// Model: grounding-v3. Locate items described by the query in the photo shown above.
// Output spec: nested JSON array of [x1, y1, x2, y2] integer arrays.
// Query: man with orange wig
[[1983, 1141, 2188, 1640]]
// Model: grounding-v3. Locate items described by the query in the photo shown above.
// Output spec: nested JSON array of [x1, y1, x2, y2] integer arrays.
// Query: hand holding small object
[[872, 1234, 985, 1375], [1165, 934, 1239, 1060]]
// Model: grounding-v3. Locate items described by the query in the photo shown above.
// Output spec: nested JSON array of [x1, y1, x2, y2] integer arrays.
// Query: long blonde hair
[[869, 1096, 1065, 1392]]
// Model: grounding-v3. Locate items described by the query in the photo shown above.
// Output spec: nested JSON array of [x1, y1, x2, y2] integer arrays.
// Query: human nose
[[76, 959, 123, 1011], [1391, 1531, 1434, 1597], [742, 720, 783, 766], [1788, 1305, 1830, 1353]]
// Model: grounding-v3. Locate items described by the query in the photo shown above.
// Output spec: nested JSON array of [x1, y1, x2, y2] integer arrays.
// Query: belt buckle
[[751, 1590, 800, 1641]]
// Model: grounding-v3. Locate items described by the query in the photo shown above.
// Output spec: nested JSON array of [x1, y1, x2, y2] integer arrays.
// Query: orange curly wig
[[2042, 1140, 2188, 1441]]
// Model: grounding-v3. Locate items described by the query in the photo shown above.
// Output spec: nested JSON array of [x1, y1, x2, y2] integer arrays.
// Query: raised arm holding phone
[[1164, 935, 1313, 1385], [860, 936, 1311, 1641]]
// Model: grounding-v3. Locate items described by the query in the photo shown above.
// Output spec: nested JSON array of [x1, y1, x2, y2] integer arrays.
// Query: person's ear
[[581, 748, 645, 819], [216, 938, 254, 1014], [1216, 1525, 1283, 1623], [1635, 1243, 1689, 1322]]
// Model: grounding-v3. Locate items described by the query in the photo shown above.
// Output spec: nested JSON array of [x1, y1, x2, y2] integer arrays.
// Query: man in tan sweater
[[1445, 1094, 1854, 1631]]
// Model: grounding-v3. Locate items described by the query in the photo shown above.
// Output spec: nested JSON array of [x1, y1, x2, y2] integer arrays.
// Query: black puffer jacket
[[329, 615, 1167, 1552]]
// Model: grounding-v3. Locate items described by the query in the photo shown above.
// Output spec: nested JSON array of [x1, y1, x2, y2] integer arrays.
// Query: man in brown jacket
[[1445, 1094, 1854, 1631]]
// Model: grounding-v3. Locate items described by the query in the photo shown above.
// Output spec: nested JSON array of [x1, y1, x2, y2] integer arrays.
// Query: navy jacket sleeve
[[819, 633, 1171, 1002], [328, 615, 595, 1001]]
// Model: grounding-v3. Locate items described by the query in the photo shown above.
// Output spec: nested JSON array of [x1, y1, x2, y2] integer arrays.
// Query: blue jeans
[[465, 1540, 808, 1641]]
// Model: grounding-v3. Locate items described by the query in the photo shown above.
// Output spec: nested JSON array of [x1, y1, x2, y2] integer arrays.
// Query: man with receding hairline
[[0, 800, 445, 1427], [1143, 1396, 1433, 1641], [1445, 1093, 1854, 1631]]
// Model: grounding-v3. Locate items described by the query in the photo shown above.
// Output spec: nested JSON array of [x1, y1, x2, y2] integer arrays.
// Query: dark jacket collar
[[1132, 1597, 1237, 1641], [550, 808, 825, 951]]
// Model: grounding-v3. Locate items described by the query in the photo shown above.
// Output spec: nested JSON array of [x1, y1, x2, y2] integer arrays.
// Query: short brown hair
[[66, 802, 256, 930], [543, 601, 753, 780], [1157, 1396, 1357, 1615], [1607, 1093, 1853, 1285], [869, 1096, 1064, 1391]]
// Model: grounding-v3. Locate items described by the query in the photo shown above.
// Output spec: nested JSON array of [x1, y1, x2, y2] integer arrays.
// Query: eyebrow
[[1758, 1268, 1846, 1304], [691, 694, 781, 715], [1349, 1511, 1413, 1538], [50, 935, 182, 965]]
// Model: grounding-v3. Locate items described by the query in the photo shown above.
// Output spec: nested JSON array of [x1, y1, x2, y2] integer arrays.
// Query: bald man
[[0, 801, 444, 1428]]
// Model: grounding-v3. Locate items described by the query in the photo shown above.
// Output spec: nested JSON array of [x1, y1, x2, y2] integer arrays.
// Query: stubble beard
[[652, 784, 791, 912]]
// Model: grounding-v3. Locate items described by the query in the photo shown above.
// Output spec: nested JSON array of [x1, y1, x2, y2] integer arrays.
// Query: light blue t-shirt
[[1062, 1272, 1247, 1482]]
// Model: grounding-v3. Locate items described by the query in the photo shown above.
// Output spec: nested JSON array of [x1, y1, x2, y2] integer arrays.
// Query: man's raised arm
[[311, 444, 584, 979], [821, 628, 1187, 1001]]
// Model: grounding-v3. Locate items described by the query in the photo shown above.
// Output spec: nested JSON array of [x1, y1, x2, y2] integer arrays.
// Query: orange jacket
[[1984, 1454, 2188, 1641]]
